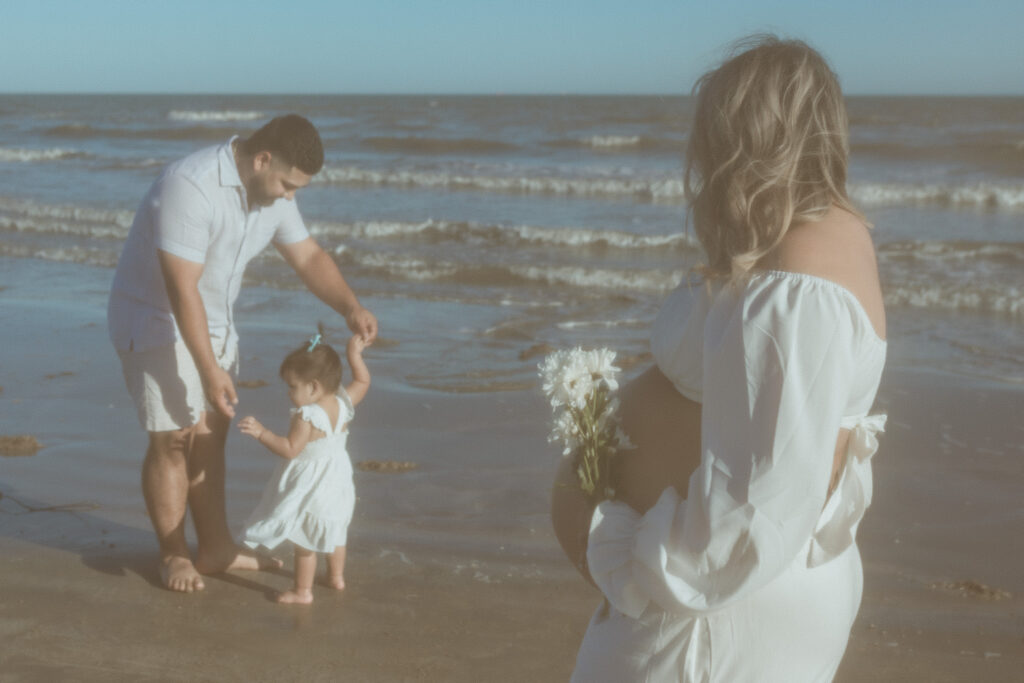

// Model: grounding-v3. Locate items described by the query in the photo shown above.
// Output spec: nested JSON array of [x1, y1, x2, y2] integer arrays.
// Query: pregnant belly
[[550, 364, 702, 582], [550, 364, 854, 582], [612, 364, 702, 514]]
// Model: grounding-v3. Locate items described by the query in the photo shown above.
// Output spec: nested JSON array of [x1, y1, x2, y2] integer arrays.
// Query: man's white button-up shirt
[[108, 137, 310, 352]]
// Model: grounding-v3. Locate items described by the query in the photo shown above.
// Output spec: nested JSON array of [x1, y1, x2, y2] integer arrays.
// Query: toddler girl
[[239, 331, 370, 604]]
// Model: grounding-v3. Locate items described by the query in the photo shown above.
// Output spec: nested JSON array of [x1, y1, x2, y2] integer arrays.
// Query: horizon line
[[2, 91, 1022, 98]]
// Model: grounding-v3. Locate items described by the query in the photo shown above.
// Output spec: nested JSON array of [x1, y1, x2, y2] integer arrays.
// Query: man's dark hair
[[240, 114, 324, 175]]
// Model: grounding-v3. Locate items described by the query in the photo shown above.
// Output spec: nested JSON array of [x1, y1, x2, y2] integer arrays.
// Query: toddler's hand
[[238, 416, 266, 440], [348, 335, 367, 354]]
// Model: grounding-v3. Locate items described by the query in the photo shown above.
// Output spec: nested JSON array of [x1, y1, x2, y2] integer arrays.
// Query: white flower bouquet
[[540, 348, 632, 505]]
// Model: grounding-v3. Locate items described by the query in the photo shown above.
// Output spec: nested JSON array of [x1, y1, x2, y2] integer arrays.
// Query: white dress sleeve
[[337, 388, 355, 425], [291, 404, 333, 434], [588, 275, 861, 618], [650, 280, 711, 402]]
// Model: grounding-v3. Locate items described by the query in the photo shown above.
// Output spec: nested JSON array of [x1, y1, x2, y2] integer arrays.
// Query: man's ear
[[253, 150, 273, 172]]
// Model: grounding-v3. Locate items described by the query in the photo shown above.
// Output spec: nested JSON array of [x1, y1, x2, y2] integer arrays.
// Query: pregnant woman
[[552, 36, 887, 682]]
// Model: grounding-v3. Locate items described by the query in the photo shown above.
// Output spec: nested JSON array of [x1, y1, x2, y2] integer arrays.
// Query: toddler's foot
[[276, 589, 313, 604], [160, 555, 205, 593], [326, 574, 346, 591]]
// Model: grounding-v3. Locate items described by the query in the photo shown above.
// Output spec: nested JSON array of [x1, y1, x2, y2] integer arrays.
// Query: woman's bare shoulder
[[769, 206, 886, 339]]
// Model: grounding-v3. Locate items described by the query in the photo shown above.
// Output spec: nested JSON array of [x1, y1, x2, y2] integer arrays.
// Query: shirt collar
[[218, 136, 243, 188]]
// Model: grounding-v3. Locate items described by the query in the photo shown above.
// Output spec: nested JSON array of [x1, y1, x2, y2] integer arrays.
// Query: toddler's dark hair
[[279, 327, 343, 393]]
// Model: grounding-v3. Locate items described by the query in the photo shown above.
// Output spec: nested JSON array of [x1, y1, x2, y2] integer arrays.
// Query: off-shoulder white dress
[[243, 391, 357, 552], [572, 271, 887, 683]]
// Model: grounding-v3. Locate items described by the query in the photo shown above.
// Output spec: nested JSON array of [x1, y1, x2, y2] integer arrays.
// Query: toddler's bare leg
[[277, 545, 316, 604], [327, 546, 347, 590]]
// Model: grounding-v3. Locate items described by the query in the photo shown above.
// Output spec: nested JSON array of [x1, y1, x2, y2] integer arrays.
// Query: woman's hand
[[550, 364, 703, 585], [551, 455, 598, 586]]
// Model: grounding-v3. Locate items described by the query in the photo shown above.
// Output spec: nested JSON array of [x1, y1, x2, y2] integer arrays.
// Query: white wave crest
[[509, 224, 692, 249], [0, 243, 118, 268], [879, 240, 1024, 265], [317, 166, 685, 201], [0, 147, 84, 162], [351, 250, 681, 293], [356, 253, 460, 281], [0, 197, 134, 231], [851, 182, 1024, 210], [509, 265, 683, 293], [557, 318, 648, 329], [308, 218, 693, 250], [885, 284, 1024, 317], [586, 135, 641, 148], [167, 110, 264, 122]]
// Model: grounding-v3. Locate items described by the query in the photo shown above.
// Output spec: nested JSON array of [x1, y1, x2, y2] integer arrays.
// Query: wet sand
[[2, 281, 1022, 681]]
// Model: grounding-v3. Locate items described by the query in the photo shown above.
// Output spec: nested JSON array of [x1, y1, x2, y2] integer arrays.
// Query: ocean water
[[1, 94, 1022, 388]]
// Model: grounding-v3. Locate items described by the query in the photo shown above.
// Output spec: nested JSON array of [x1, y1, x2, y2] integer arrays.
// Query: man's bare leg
[[189, 410, 280, 574], [142, 428, 205, 592]]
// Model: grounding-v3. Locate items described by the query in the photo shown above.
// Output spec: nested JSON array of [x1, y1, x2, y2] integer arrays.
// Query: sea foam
[[0, 147, 87, 162], [167, 110, 264, 122], [317, 165, 686, 201]]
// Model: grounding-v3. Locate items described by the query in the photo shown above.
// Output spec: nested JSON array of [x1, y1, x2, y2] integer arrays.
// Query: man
[[108, 114, 377, 592]]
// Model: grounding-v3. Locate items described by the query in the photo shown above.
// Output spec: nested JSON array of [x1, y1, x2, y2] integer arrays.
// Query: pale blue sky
[[2, 0, 1022, 95]]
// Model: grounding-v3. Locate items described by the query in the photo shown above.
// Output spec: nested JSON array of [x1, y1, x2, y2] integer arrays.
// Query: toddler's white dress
[[572, 271, 887, 682], [243, 390, 356, 552]]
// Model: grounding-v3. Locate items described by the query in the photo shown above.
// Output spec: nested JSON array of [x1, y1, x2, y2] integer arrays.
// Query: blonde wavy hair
[[685, 35, 865, 281]]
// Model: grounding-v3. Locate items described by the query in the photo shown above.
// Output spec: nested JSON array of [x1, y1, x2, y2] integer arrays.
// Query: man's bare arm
[[157, 249, 237, 418], [275, 237, 378, 342]]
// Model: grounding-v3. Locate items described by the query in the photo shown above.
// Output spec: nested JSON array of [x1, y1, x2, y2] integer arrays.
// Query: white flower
[[540, 346, 629, 503], [541, 348, 619, 411], [583, 348, 621, 391], [615, 426, 635, 451]]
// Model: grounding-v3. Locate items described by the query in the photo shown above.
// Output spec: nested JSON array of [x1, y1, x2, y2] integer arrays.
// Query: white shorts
[[117, 338, 239, 433]]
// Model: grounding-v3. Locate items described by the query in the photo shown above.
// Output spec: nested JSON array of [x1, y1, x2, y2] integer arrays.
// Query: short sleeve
[[152, 174, 213, 264], [337, 388, 355, 424], [291, 404, 333, 434], [270, 198, 310, 246], [588, 275, 859, 618]]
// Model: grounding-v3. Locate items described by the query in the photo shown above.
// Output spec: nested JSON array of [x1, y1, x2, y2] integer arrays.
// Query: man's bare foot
[[195, 545, 283, 575], [276, 589, 313, 604], [325, 574, 346, 590], [160, 555, 205, 593]]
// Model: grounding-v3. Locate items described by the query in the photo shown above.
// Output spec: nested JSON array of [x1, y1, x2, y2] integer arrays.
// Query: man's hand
[[203, 366, 238, 418], [345, 306, 378, 343]]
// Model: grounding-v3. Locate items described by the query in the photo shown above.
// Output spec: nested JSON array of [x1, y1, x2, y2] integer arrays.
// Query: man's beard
[[247, 184, 277, 208]]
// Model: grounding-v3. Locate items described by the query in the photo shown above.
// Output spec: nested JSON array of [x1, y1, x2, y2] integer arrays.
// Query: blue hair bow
[[307, 333, 322, 352]]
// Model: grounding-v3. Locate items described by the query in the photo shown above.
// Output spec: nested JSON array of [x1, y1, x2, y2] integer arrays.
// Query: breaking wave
[[0, 147, 89, 162], [167, 110, 264, 122], [308, 219, 694, 251], [851, 181, 1024, 210], [317, 165, 686, 201]]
